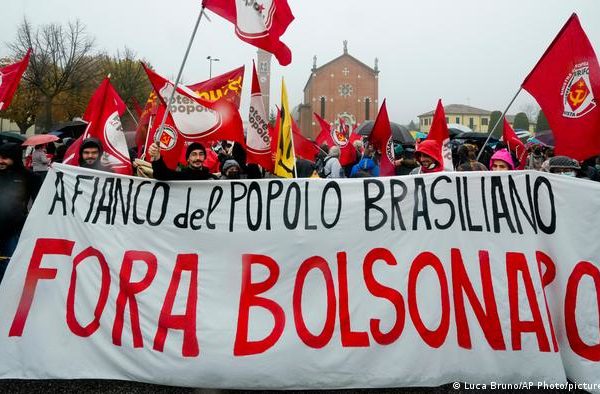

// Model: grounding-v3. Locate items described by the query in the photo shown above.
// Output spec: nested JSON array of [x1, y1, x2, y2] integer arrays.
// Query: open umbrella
[[355, 120, 415, 144], [49, 120, 88, 139], [0, 131, 27, 145], [22, 134, 59, 146]]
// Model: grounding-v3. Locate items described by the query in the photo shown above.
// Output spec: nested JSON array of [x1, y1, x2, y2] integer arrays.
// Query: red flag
[[503, 118, 528, 170], [143, 64, 245, 148], [368, 100, 395, 176], [246, 61, 273, 171], [64, 78, 132, 175], [0, 49, 31, 111], [522, 13, 600, 161], [313, 113, 358, 166], [270, 110, 320, 162], [203, 0, 294, 66], [135, 66, 244, 153], [427, 99, 454, 170]]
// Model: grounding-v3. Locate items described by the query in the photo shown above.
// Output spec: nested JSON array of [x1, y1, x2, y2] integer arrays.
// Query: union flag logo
[[562, 64, 596, 118], [158, 126, 177, 151]]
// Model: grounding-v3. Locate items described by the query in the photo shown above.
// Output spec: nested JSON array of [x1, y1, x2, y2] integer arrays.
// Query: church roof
[[303, 53, 377, 93]]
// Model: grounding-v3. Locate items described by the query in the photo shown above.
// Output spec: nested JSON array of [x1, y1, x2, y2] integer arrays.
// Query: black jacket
[[152, 157, 215, 181], [0, 167, 34, 239]]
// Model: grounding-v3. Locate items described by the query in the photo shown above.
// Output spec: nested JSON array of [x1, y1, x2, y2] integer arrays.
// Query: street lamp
[[207, 56, 220, 78]]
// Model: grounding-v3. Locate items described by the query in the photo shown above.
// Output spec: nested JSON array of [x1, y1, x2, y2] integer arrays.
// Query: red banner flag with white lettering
[[368, 100, 395, 176], [143, 64, 245, 148], [0, 49, 31, 111], [64, 78, 132, 175], [503, 117, 528, 170], [427, 99, 454, 170], [522, 13, 600, 161], [246, 61, 273, 171], [202, 0, 294, 66]]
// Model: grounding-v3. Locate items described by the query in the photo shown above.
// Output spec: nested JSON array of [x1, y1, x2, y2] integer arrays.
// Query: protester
[[220, 159, 244, 180], [489, 149, 515, 171], [350, 142, 379, 177], [410, 139, 444, 174], [322, 146, 344, 178], [0, 143, 34, 284], [79, 137, 113, 172], [394, 143, 418, 175], [148, 141, 216, 180], [547, 155, 583, 178], [31, 144, 51, 199], [456, 143, 488, 171]]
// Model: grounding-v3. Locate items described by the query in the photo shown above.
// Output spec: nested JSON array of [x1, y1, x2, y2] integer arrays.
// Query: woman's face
[[491, 159, 510, 171]]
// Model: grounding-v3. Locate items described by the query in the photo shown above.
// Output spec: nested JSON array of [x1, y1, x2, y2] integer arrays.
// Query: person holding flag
[[148, 141, 215, 181]]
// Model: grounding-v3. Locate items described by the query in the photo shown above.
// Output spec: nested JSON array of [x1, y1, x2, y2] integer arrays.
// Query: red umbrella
[[22, 134, 59, 146]]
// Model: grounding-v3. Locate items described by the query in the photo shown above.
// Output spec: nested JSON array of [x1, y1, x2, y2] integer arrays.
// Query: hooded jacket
[[0, 143, 33, 239], [413, 139, 443, 174], [489, 149, 515, 170]]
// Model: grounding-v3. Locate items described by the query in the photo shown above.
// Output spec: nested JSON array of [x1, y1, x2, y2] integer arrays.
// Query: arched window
[[320, 97, 326, 118], [365, 98, 371, 120]]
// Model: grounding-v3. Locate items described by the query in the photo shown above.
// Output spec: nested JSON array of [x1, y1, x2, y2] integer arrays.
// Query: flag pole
[[155, 5, 206, 144], [476, 87, 523, 161], [126, 107, 139, 127]]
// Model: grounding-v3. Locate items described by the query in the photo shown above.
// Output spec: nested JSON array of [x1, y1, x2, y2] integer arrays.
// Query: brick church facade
[[296, 42, 379, 140]]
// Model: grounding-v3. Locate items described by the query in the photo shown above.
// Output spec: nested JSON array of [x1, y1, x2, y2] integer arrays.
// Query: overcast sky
[[2, 0, 600, 124]]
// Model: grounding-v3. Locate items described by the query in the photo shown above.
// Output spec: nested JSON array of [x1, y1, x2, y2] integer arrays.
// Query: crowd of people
[[1, 131, 598, 285]]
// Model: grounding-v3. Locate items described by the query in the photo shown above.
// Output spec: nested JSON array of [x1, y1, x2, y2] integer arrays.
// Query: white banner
[[1, 164, 600, 391]]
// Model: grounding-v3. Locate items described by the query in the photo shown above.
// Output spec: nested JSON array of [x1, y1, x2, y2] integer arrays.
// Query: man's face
[[0, 155, 14, 171], [491, 159, 510, 171], [81, 147, 100, 165], [187, 150, 205, 169]]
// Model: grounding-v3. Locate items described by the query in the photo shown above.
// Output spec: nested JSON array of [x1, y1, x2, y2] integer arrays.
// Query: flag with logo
[[314, 113, 360, 166], [427, 99, 454, 170], [503, 117, 528, 170], [246, 61, 273, 171], [143, 64, 245, 149], [273, 79, 295, 177], [522, 13, 600, 161], [0, 49, 31, 111], [367, 100, 395, 177], [202, 0, 294, 66], [64, 78, 132, 175], [137, 65, 245, 158], [270, 111, 320, 163]]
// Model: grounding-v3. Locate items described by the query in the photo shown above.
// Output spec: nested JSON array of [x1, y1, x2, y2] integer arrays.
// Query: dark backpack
[[315, 156, 332, 178]]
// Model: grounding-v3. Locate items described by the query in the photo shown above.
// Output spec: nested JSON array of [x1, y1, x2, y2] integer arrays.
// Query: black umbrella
[[0, 131, 27, 145], [49, 120, 88, 139], [455, 131, 499, 145], [355, 120, 415, 145]]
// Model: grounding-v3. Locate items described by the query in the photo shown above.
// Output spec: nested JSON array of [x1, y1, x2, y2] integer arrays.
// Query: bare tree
[[9, 18, 101, 131], [518, 103, 540, 125]]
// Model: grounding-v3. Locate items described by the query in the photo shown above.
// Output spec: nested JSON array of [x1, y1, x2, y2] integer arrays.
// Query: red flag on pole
[[0, 49, 31, 111], [202, 0, 294, 66], [270, 110, 319, 162], [368, 100, 395, 176], [503, 118, 528, 170], [246, 61, 273, 171], [143, 64, 245, 147], [314, 113, 359, 166], [522, 13, 600, 161], [64, 78, 132, 175], [427, 99, 454, 170]]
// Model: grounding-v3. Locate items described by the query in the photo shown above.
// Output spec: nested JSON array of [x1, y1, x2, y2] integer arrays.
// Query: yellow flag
[[273, 78, 296, 178]]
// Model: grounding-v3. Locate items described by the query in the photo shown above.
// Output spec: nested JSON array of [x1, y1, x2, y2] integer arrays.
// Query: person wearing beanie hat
[[410, 139, 444, 175], [220, 159, 243, 180], [489, 149, 515, 171], [0, 143, 34, 284], [548, 155, 581, 177], [148, 141, 215, 181]]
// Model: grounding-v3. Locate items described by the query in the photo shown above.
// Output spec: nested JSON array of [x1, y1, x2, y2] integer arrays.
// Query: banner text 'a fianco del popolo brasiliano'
[[1, 163, 599, 390]]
